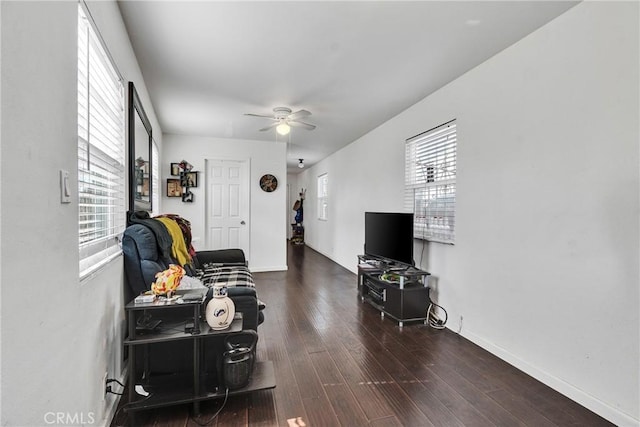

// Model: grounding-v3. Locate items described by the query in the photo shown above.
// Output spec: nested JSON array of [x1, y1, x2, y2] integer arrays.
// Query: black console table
[[123, 291, 275, 425], [357, 255, 431, 327]]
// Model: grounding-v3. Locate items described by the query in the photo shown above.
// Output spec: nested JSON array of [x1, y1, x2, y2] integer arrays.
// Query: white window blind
[[317, 173, 328, 220], [151, 140, 160, 216], [78, 4, 125, 277], [405, 120, 457, 243]]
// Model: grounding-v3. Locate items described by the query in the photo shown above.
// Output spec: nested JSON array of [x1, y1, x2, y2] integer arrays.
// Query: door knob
[[240, 221, 246, 225]]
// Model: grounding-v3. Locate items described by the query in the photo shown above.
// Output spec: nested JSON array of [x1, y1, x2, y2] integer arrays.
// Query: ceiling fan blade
[[287, 109, 311, 120], [245, 113, 277, 119], [258, 122, 279, 131], [289, 121, 316, 130]]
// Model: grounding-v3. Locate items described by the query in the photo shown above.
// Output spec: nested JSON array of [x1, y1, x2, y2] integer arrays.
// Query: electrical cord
[[111, 405, 126, 427], [190, 388, 230, 426], [106, 378, 125, 395], [107, 378, 125, 387], [426, 288, 448, 330], [427, 302, 447, 329]]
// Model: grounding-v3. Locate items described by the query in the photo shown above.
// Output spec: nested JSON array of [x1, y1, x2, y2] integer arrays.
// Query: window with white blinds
[[405, 120, 457, 244], [317, 173, 328, 220], [78, 4, 126, 277]]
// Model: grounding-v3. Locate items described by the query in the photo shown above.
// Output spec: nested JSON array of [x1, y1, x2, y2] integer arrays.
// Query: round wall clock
[[259, 174, 278, 192]]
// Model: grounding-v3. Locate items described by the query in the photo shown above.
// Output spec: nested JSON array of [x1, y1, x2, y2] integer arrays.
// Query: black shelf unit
[[357, 255, 431, 327], [123, 294, 275, 425]]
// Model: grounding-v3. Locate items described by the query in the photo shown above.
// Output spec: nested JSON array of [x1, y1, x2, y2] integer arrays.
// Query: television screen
[[364, 212, 414, 266]]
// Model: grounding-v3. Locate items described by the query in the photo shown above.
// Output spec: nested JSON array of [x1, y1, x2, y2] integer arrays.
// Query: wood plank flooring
[[112, 244, 613, 427]]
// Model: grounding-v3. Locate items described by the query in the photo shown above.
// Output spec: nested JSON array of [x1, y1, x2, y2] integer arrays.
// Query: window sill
[[80, 250, 122, 284]]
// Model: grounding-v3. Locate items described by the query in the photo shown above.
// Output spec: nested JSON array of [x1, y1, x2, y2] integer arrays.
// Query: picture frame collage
[[167, 162, 198, 202]]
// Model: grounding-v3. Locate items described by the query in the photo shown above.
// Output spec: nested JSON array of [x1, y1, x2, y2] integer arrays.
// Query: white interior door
[[205, 159, 250, 256]]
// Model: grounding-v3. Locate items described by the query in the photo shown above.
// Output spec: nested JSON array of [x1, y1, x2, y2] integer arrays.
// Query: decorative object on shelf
[[379, 272, 402, 284], [206, 284, 236, 330], [181, 171, 198, 188], [167, 179, 181, 197], [182, 190, 194, 203], [259, 174, 278, 192], [151, 264, 185, 296], [170, 163, 180, 176], [179, 159, 193, 171], [298, 158, 304, 169]]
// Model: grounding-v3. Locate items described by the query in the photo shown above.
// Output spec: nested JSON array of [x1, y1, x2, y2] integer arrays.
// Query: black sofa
[[122, 223, 263, 331]]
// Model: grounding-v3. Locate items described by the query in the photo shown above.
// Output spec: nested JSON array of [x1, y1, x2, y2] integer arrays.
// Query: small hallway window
[[317, 173, 328, 220]]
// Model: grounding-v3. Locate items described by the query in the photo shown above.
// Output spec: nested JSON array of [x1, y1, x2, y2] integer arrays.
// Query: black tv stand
[[357, 255, 431, 327]]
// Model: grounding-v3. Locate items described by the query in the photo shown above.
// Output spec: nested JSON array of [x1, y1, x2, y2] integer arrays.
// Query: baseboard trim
[[251, 265, 288, 273], [458, 328, 639, 427]]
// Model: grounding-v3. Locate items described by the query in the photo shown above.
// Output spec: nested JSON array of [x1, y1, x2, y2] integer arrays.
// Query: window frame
[[405, 120, 457, 244]]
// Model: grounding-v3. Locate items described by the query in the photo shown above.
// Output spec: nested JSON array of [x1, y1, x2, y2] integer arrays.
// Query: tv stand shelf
[[357, 255, 430, 327]]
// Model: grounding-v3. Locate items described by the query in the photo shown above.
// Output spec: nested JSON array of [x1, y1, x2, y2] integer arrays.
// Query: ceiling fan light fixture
[[276, 122, 290, 135], [246, 107, 315, 134], [298, 159, 304, 168]]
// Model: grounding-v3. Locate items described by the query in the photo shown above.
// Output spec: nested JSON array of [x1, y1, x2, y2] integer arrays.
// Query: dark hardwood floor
[[112, 244, 613, 427]]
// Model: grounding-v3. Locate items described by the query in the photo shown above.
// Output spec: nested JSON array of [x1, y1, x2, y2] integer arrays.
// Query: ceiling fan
[[245, 107, 316, 135]]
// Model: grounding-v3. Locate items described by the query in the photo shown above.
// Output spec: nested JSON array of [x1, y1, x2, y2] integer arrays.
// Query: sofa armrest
[[227, 286, 256, 298], [226, 287, 265, 310], [194, 249, 247, 268]]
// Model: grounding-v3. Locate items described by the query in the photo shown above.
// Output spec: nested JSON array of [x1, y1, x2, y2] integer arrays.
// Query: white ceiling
[[117, 1, 578, 173]]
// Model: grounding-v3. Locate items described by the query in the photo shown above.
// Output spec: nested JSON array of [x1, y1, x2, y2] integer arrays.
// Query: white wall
[[297, 2, 639, 425], [0, 1, 160, 425], [162, 134, 287, 272]]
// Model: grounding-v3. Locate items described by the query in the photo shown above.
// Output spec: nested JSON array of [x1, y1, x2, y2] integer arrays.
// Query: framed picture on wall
[[181, 171, 198, 188], [166, 178, 182, 197], [170, 163, 180, 176], [182, 190, 194, 203]]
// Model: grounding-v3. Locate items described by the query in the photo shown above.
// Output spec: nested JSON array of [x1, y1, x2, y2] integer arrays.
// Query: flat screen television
[[364, 212, 414, 266]]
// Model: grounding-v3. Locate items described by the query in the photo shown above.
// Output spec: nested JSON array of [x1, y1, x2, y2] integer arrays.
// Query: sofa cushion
[[130, 226, 161, 261], [123, 224, 171, 295]]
